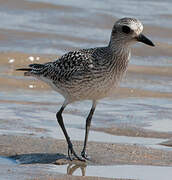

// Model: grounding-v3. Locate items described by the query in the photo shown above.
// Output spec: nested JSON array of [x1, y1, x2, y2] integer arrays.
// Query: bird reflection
[[67, 161, 87, 176]]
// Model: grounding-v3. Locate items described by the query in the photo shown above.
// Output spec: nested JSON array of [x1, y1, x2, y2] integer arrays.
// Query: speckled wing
[[28, 47, 113, 88], [40, 50, 96, 84]]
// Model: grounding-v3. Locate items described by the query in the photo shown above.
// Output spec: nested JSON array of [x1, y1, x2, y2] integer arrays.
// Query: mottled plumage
[[24, 45, 130, 102], [17, 17, 155, 161]]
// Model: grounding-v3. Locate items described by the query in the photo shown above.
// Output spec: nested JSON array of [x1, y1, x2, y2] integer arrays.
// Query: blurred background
[[0, 0, 172, 132]]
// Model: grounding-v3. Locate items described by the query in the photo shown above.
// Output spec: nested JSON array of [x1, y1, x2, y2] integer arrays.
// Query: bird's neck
[[108, 38, 131, 55], [108, 39, 131, 64], [108, 39, 131, 78]]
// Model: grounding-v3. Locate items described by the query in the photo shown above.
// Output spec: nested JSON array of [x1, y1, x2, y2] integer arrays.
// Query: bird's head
[[110, 17, 155, 47]]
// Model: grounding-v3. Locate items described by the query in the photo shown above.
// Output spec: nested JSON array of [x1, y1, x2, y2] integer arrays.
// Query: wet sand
[[93, 126, 172, 139], [1, 51, 172, 97], [1, 134, 172, 180], [1, 134, 172, 166]]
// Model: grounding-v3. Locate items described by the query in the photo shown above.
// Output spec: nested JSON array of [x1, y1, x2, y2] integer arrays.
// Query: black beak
[[137, 34, 155, 47]]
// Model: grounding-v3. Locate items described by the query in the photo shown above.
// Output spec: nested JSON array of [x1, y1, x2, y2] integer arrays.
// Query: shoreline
[[1, 133, 172, 180]]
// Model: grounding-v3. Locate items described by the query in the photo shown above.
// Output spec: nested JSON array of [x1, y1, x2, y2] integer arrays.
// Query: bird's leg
[[56, 102, 84, 161], [81, 100, 96, 160]]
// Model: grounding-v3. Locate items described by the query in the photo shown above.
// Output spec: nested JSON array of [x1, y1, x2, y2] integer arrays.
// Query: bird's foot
[[81, 151, 90, 160], [68, 144, 85, 162]]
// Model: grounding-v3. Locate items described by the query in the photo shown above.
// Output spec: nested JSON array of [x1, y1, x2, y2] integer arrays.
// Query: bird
[[16, 17, 155, 161]]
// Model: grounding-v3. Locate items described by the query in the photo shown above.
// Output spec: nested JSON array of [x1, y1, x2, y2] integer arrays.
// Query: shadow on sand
[[10, 153, 67, 164], [10, 153, 87, 176]]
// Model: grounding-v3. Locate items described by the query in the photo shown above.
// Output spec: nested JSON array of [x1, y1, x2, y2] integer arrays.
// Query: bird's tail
[[16, 67, 32, 76], [16, 63, 45, 76]]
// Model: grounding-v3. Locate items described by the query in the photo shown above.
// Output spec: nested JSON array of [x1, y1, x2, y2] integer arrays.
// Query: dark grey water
[[0, 0, 172, 54]]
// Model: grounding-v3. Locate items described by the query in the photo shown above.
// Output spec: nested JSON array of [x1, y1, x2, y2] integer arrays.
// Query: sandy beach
[[0, 52, 172, 180]]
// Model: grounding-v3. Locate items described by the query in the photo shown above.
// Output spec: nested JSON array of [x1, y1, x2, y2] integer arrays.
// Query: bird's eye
[[122, 26, 131, 34]]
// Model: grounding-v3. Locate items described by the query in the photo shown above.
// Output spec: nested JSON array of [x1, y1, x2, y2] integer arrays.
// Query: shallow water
[[0, 89, 172, 134], [52, 164, 172, 180], [145, 119, 172, 132], [0, 156, 17, 165], [1, 155, 172, 180]]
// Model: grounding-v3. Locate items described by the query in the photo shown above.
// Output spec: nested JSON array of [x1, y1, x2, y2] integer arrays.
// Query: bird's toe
[[81, 151, 91, 160]]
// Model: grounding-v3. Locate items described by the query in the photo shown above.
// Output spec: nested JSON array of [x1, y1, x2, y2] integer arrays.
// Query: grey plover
[[17, 17, 155, 161]]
